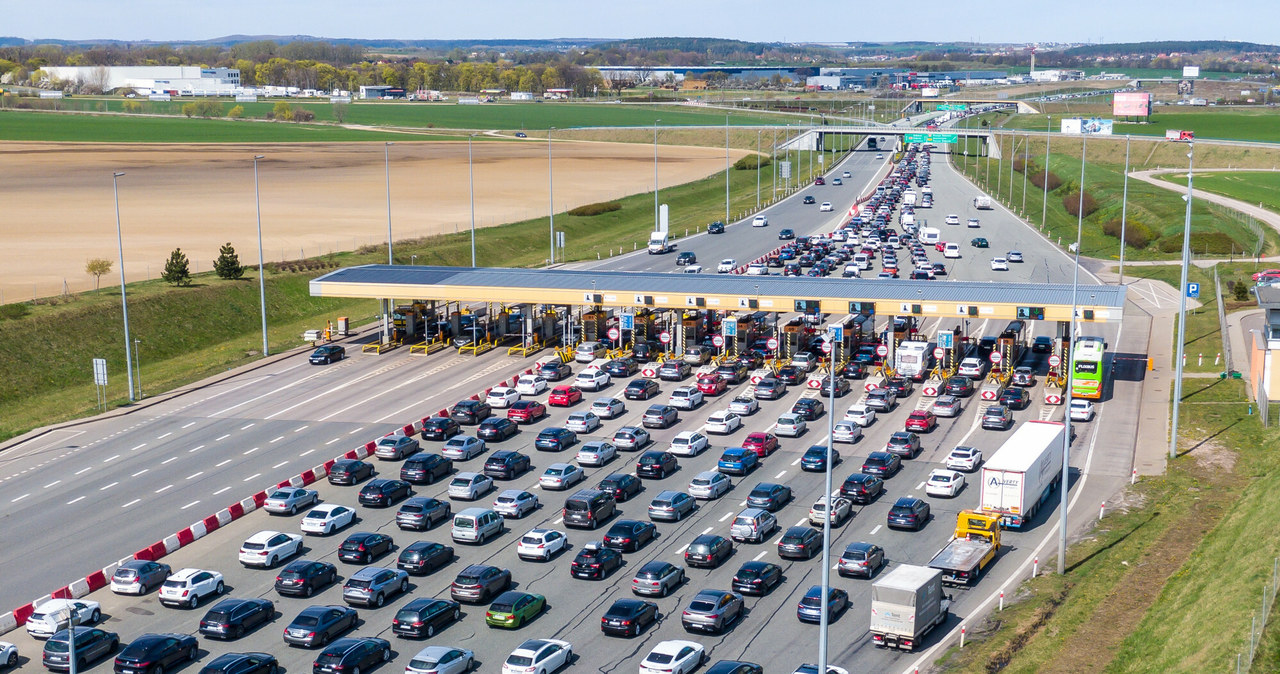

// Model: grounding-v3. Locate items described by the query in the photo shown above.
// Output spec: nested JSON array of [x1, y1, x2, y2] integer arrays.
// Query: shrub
[[181, 102, 197, 118], [567, 201, 623, 217], [227, 104, 244, 118], [733, 155, 771, 170], [1102, 218, 1153, 248], [1234, 281, 1251, 302], [1063, 191, 1099, 218], [1028, 169, 1064, 191], [292, 109, 315, 122], [1157, 231, 1238, 255], [0, 303, 30, 320]]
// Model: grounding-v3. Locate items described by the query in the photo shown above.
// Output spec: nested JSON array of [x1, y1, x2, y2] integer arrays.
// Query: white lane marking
[[188, 445, 205, 453], [213, 487, 231, 495], [11, 493, 30, 503], [676, 544, 691, 555], [67, 496, 86, 505], [99, 481, 118, 491], [795, 518, 808, 527], [75, 466, 92, 475], [43, 480, 61, 489], [270, 436, 285, 444], [155, 485, 173, 493], [121, 499, 141, 508], [102, 454, 120, 463], [700, 526, 715, 535], [718, 512, 734, 522], [348, 427, 365, 435], [132, 469, 148, 478], [181, 501, 200, 510], [775, 470, 788, 478], [869, 525, 882, 535], [182, 422, 197, 429], [216, 460, 231, 467], [158, 432, 172, 440], [240, 423, 255, 430], [130, 443, 146, 451], [187, 471, 204, 480], [273, 461, 289, 469], [554, 517, 565, 525], [791, 457, 802, 466], [244, 447, 259, 455], [325, 438, 341, 445], [243, 473, 261, 482], [161, 457, 178, 465], [915, 481, 926, 490], [753, 551, 768, 561], [299, 450, 315, 458], [215, 434, 231, 441], [740, 500, 748, 506], [295, 425, 309, 433]]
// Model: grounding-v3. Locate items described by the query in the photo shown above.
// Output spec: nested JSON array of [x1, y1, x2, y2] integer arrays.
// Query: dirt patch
[[1187, 438, 1237, 473], [986, 589, 1069, 673]]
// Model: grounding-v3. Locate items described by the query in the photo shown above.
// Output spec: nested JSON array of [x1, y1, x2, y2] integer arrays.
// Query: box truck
[[647, 232, 674, 254], [979, 420, 1066, 529], [870, 565, 951, 651], [973, 195, 993, 210]]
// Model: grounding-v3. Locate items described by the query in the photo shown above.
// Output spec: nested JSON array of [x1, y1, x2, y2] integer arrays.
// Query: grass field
[[987, 106, 1280, 144], [0, 109, 424, 142], [1161, 170, 1280, 214]]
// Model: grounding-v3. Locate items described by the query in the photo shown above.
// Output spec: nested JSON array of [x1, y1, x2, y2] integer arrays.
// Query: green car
[[485, 590, 546, 628], [971, 237, 989, 248]]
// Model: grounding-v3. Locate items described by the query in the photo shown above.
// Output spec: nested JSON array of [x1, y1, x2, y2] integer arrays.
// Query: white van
[[575, 341, 607, 363], [919, 227, 941, 245], [854, 253, 871, 270], [900, 212, 915, 228], [943, 242, 961, 259], [452, 507, 503, 544]]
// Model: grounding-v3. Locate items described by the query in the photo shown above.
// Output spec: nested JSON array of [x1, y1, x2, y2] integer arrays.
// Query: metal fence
[[1237, 556, 1279, 673]]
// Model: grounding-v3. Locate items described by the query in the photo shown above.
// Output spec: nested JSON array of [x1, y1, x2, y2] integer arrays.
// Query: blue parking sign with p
[[1187, 283, 1200, 299]]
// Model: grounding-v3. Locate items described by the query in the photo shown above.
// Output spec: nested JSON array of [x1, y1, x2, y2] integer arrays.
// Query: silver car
[[406, 646, 474, 674], [576, 441, 618, 467], [680, 589, 744, 634], [591, 397, 627, 419], [775, 413, 807, 437], [375, 434, 420, 460], [262, 487, 319, 515], [442, 435, 485, 460], [687, 471, 731, 500], [932, 394, 962, 418]]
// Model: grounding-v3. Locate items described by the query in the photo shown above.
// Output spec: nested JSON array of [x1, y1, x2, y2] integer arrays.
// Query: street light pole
[[1118, 135, 1132, 283], [1171, 143, 1196, 460], [654, 119, 661, 231], [469, 134, 477, 267], [112, 171, 135, 402], [725, 114, 731, 226], [756, 129, 761, 209], [253, 155, 269, 357], [818, 326, 838, 674], [1041, 117, 1051, 230], [1059, 133, 1087, 577], [549, 127, 555, 265], [134, 338, 142, 399], [384, 141, 394, 264]]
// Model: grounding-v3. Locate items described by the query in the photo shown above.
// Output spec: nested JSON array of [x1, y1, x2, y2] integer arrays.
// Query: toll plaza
[[311, 265, 1125, 404]]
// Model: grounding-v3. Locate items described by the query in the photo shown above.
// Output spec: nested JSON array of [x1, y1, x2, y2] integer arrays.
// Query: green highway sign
[[904, 132, 959, 143], [936, 103, 969, 111]]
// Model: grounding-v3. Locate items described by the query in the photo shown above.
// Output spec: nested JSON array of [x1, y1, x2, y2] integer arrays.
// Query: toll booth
[[392, 302, 432, 343], [626, 310, 656, 347], [1044, 326, 1069, 405], [993, 320, 1027, 377], [780, 317, 809, 360], [725, 311, 771, 356], [582, 309, 609, 344], [681, 310, 709, 353]]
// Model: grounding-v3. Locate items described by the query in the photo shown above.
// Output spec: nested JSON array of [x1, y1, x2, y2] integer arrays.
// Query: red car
[[742, 432, 779, 457], [696, 375, 727, 396], [1253, 268, 1280, 281], [548, 385, 582, 407], [507, 400, 547, 424], [904, 410, 938, 433], [935, 242, 948, 252]]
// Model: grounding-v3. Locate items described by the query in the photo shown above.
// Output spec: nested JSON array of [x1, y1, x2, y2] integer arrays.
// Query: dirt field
[[0, 140, 744, 301]]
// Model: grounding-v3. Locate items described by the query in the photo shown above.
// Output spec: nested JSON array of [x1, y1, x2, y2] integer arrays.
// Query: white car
[[688, 471, 732, 500], [407, 646, 473, 674], [752, 215, 768, 227], [832, 420, 863, 444], [517, 528, 569, 561], [967, 218, 981, 228], [717, 259, 737, 273], [159, 568, 224, 609], [727, 396, 759, 416], [516, 375, 548, 395], [0, 642, 15, 669], [565, 411, 602, 433], [25, 599, 101, 639], [926, 469, 967, 497], [775, 413, 807, 437], [1070, 398, 1096, 421], [591, 397, 626, 419], [809, 495, 854, 526], [448, 472, 494, 500], [794, 666, 849, 674], [300, 503, 356, 535], [991, 257, 1009, 271], [574, 369, 611, 391], [842, 171, 851, 178], [502, 638, 573, 674], [576, 440, 618, 467], [442, 435, 486, 460], [875, 154, 884, 159], [669, 386, 704, 410], [944, 242, 961, 259], [945, 446, 983, 472], [745, 263, 770, 276], [262, 486, 319, 515], [845, 404, 876, 427], [493, 489, 540, 518], [958, 357, 986, 378], [238, 530, 303, 568], [683, 265, 703, 274], [704, 410, 742, 435], [820, 202, 833, 212], [944, 214, 960, 225], [641, 640, 706, 674], [487, 387, 521, 408], [540, 463, 585, 490], [669, 431, 710, 456]]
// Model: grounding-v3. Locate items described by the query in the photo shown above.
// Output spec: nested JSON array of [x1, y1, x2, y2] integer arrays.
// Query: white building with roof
[[40, 66, 241, 95]]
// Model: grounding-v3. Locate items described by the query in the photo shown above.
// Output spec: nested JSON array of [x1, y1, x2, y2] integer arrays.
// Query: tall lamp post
[[468, 134, 477, 267], [653, 119, 661, 231], [548, 127, 556, 265], [1170, 142, 1196, 460], [112, 170, 135, 402], [725, 114, 731, 226], [1059, 133, 1088, 576], [818, 324, 839, 673], [253, 155, 269, 357], [384, 142, 394, 264]]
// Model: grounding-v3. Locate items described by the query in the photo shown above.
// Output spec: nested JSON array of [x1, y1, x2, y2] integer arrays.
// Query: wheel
[[90, 609, 101, 624], [216, 581, 225, 594], [288, 504, 297, 516], [6, 652, 16, 667], [76, 659, 87, 671], [188, 645, 197, 662], [188, 595, 198, 609], [400, 579, 408, 594], [154, 665, 164, 674], [426, 624, 435, 638], [351, 667, 360, 674], [374, 593, 384, 608], [232, 625, 244, 640], [658, 468, 666, 479]]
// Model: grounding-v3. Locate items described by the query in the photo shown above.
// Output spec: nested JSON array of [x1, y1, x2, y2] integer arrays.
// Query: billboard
[[1113, 91, 1152, 116], [1183, 66, 1201, 77], [1061, 118, 1114, 135]]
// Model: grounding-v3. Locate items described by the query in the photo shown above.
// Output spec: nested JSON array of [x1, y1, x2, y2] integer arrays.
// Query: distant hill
[[1063, 40, 1280, 57], [0, 34, 614, 50]]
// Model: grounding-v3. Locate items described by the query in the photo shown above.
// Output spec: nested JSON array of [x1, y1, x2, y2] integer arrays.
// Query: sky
[[2, 0, 1278, 46]]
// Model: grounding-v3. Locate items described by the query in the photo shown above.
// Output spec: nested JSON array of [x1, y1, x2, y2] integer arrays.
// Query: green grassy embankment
[[1159, 170, 1280, 215]]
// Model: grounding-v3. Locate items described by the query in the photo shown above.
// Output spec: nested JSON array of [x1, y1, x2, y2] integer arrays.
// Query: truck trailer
[[973, 195, 993, 210], [979, 420, 1066, 528], [870, 565, 951, 651], [928, 510, 1002, 586]]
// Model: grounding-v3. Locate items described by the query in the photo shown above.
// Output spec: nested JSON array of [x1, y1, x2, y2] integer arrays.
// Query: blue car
[[800, 445, 841, 472], [796, 585, 849, 623], [534, 427, 578, 452], [717, 448, 759, 476]]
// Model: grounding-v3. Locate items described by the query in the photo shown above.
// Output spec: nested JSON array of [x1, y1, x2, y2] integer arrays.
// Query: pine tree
[[162, 248, 191, 286], [214, 242, 245, 280]]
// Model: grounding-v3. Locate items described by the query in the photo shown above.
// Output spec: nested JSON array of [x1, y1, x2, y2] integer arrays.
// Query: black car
[[802, 195, 816, 204], [944, 376, 975, 397], [731, 561, 782, 596], [600, 598, 659, 637], [841, 361, 868, 379], [200, 598, 275, 640], [282, 605, 358, 648], [328, 459, 374, 486], [777, 526, 822, 560], [705, 662, 764, 674], [338, 532, 394, 564], [885, 432, 921, 459], [450, 400, 492, 425], [641, 405, 678, 429], [636, 450, 678, 479], [887, 497, 931, 531], [483, 450, 531, 479], [658, 360, 692, 381], [676, 251, 697, 266], [1032, 336, 1054, 353], [707, 221, 725, 234], [885, 377, 914, 397], [571, 544, 624, 580], [861, 451, 902, 477], [309, 345, 345, 365], [400, 454, 452, 484], [631, 340, 664, 363], [275, 560, 339, 598], [538, 361, 573, 381], [746, 482, 792, 512], [791, 398, 826, 421], [684, 534, 733, 568], [715, 362, 749, 384], [397, 541, 454, 575], [395, 497, 451, 531], [839, 473, 885, 504], [358, 479, 412, 507], [198, 652, 278, 674], [420, 417, 462, 441], [597, 473, 642, 501], [477, 416, 519, 441], [114, 633, 199, 674], [603, 519, 657, 552], [312, 638, 391, 674], [819, 376, 851, 397], [999, 387, 1031, 410], [605, 358, 640, 378], [625, 379, 661, 400], [392, 598, 461, 639], [982, 405, 1013, 430], [775, 366, 804, 385]]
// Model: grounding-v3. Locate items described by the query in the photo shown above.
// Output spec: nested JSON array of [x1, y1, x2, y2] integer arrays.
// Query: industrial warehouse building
[[40, 66, 241, 96]]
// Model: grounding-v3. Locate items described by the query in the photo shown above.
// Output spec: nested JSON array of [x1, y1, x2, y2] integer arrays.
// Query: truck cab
[[647, 232, 673, 254]]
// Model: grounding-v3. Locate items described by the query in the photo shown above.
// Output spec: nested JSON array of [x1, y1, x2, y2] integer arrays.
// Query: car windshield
[[647, 654, 675, 665], [450, 478, 472, 487]]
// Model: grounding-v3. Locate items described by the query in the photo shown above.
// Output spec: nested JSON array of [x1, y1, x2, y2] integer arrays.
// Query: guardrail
[[361, 340, 400, 354], [408, 339, 447, 355]]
